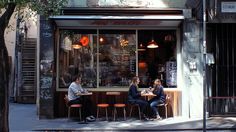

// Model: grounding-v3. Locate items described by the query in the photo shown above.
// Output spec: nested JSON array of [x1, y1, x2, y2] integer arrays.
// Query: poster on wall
[[166, 61, 177, 87]]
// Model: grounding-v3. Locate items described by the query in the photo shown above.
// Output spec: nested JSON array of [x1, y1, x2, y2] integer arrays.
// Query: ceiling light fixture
[[147, 31, 159, 48], [72, 43, 82, 49], [147, 40, 159, 48], [71, 34, 82, 49], [138, 43, 146, 51]]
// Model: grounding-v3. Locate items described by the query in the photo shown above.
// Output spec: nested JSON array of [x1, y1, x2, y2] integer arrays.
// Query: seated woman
[[148, 79, 165, 120], [128, 76, 149, 120]]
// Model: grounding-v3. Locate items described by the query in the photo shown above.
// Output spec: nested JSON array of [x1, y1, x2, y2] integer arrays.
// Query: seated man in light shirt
[[68, 75, 95, 121]]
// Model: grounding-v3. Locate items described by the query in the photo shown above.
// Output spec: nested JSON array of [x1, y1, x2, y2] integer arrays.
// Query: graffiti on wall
[[39, 17, 54, 101], [40, 77, 52, 100], [40, 60, 53, 76]]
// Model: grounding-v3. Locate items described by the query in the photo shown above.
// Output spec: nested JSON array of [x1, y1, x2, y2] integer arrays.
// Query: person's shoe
[[155, 115, 162, 120], [86, 116, 94, 122], [149, 118, 154, 121], [143, 117, 149, 121], [89, 115, 95, 119], [141, 114, 149, 121], [89, 115, 96, 121]]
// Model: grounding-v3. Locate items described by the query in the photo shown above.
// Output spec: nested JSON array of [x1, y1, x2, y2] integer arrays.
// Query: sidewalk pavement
[[9, 103, 236, 132]]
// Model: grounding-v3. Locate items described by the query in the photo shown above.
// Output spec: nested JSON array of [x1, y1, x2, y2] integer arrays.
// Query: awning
[[51, 15, 184, 29]]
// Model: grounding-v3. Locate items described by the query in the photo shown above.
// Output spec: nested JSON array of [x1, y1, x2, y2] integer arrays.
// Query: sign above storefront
[[222, 2, 236, 13], [51, 15, 184, 29], [208, 1, 236, 23], [66, 0, 186, 8]]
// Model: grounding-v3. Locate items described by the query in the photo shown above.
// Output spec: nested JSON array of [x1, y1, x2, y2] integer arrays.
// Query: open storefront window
[[58, 30, 97, 88]]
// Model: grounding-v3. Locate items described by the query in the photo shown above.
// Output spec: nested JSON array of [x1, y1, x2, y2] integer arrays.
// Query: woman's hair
[[72, 75, 81, 82], [154, 78, 161, 83], [131, 76, 139, 85], [153, 78, 161, 87]]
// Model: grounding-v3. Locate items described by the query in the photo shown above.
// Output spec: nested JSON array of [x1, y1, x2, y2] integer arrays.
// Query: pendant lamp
[[72, 44, 82, 49], [138, 43, 146, 51], [147, 31, 158, 48], [72, 38, 82, 49], [72, 34, 82, 49]]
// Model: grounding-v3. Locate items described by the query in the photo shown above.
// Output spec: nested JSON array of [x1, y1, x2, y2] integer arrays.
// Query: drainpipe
[[203, 0, 207, 131], [14, 15, 20, 102]]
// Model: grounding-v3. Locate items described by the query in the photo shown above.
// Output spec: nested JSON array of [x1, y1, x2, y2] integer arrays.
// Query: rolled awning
[[51, 15, 184, 20]]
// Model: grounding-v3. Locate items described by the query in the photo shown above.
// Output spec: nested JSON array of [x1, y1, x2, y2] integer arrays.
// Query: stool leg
[[111, 108, 114, 120], [123, 107, 126, 120], [138, 106, 141, 120], [79, 107, 82, 121], [105, 107, 108, 121], [68, 107, 71, 119], [113, 108, 116, 121], [165, 105, 168, 118], [129, 106, 133, 117], [96, 107, 99, 119]]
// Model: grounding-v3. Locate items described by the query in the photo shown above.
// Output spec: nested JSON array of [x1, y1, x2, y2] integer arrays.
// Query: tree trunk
[[0, 3, 16, 132]]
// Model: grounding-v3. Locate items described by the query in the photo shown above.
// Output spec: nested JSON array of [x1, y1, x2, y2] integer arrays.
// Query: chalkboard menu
[[166, 61, 177, 87]]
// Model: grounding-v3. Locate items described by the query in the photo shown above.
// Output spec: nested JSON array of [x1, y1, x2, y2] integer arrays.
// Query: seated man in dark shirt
[[148, 79, 165, 120]]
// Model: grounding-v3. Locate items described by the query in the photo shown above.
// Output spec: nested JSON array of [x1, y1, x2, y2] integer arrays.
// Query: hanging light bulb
[[99, 37, 104, 42]]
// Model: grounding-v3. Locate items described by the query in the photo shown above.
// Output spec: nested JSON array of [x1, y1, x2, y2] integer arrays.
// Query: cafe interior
[[58, 29, 177, 89]]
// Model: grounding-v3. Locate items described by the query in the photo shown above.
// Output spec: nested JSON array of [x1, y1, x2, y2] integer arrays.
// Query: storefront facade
[[38, 0, 204, 119]]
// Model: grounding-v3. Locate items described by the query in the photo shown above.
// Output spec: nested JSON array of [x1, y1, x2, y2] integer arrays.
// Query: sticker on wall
[[166, 61, 177, 87]]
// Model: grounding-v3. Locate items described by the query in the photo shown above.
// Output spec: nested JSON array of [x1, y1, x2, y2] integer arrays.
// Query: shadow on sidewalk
[[9, 103, 236, 132]]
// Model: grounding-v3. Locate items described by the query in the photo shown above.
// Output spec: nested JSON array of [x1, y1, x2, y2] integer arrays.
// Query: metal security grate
[[207, 23, 236, 116]]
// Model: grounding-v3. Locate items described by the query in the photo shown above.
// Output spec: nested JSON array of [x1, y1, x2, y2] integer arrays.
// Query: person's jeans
[[149, 99, 164, 117]]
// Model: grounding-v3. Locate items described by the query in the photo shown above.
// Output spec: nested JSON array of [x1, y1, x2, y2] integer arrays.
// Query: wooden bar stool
[[96, 92, 109, 121], [114, 103, 126, 121], [129, 104, 141, 120], [64, 94, 82, 121], [157, 94, 170, 119], [96, 103, 109, 121], [106, 92, 126, 121]]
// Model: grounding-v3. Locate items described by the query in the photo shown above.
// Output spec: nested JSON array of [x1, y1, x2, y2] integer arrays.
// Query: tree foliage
[[0, 0, 68, 132], [0, 0, 67, 18]]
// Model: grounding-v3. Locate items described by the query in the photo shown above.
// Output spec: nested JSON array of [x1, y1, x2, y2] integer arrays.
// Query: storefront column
[[38, 16, 55, 119], [182, 19, 204, 118]]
